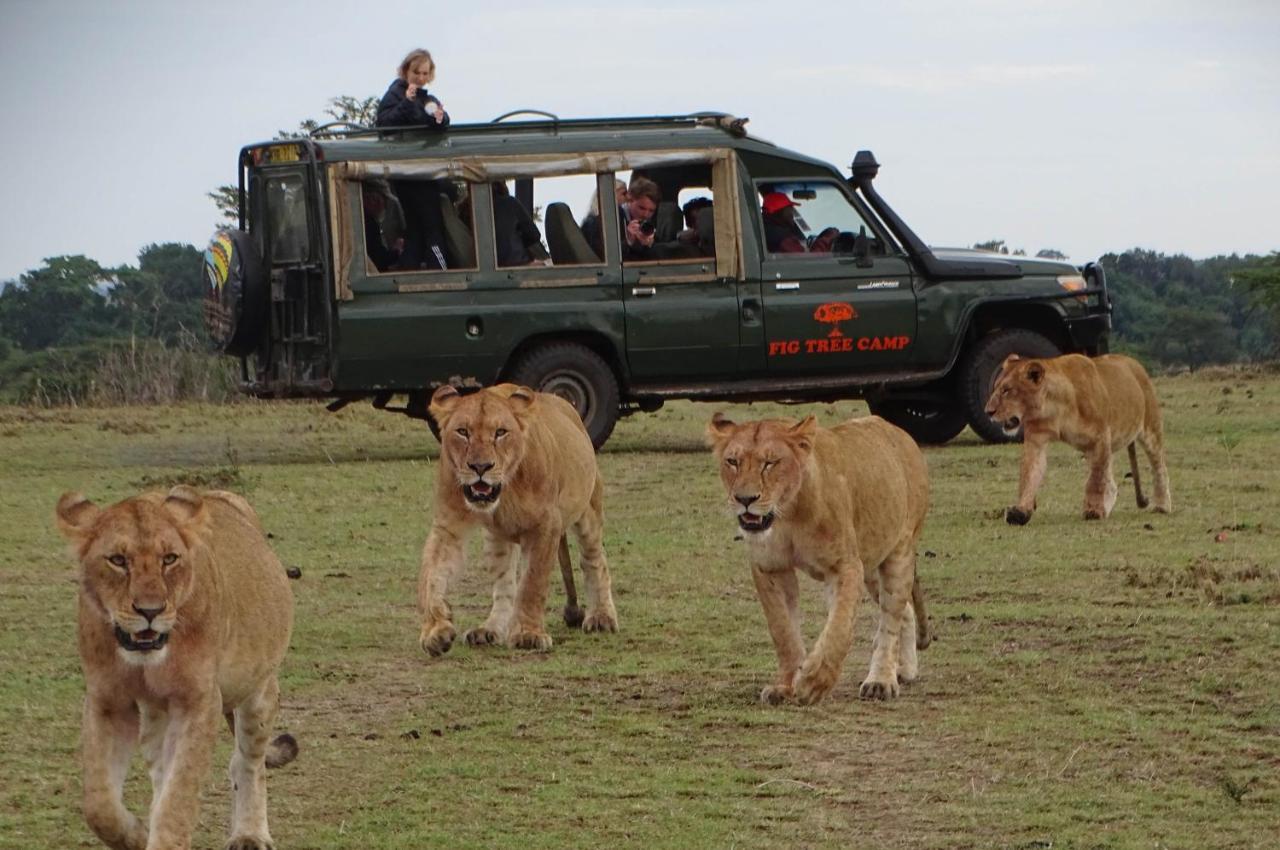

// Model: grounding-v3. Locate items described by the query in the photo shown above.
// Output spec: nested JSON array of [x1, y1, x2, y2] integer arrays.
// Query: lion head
[[706, 413, 817, 538], [984, 354, 1048, 436], [430, 384, 537, 512], [56, 486, 210, 664]]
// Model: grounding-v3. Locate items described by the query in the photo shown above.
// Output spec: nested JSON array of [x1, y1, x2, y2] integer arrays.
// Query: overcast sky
[[1, 0, 1277, 282]]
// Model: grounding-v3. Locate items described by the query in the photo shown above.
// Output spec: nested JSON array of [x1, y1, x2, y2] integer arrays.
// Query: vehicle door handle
[[632, 286, 656, 297], [774, 282, 800, 291]]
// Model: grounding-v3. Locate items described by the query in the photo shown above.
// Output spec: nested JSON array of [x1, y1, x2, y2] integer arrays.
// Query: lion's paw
[[1082, 509, 1103, 521], [420, 623, 456, 657], [582, 611, 618, 634], [859, 675, 900, 701], [509, 629, 553, 652], [226, 837, 274, 850], [463, 627, 502, 647], [759, 684, 793, 705], [1005, 506, 1033, 525], [793, 669, 836, 706]]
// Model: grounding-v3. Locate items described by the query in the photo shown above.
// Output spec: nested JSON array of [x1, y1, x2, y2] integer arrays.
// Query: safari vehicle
[[203, 110, 1110, 448]]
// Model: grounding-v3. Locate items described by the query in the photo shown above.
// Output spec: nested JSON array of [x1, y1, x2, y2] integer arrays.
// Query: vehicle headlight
[[1057, 274, 1088, 302]]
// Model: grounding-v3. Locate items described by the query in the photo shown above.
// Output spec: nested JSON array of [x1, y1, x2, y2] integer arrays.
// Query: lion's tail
[[559, 535, 585, 628], [911, 574, 931, 651], [265, 733, 299, 769]]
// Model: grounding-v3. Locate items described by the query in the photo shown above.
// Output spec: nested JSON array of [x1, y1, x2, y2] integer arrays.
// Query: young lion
[[56, 486, 295, 850], [418, 384, 618, 656], [707, 413, 931, 705], [985, 352, 1172, 524]]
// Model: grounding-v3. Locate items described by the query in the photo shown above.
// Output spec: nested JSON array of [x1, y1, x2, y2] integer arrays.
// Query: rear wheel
[[508, 343, 620, 450], [868, 399, 968, 445], [960, 329, 1061, 443]]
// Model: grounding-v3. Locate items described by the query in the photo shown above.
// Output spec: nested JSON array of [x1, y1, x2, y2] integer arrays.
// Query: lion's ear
[[789, 415, 818, 456], [56, 492, 100, 539], [506, 386, 536, 412], [162, 486, 207, 527], [429, 385, 462, 421], [1025, 361, 1046, 385], [706, 412, 736, 447]]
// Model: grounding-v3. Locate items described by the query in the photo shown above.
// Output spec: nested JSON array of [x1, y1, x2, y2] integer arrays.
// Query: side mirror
[[853, 226, 873, 268]]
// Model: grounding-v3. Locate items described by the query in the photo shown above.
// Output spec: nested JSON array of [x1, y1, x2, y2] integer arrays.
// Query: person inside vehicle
[[761, 192, 837, 254], [375, 48, 451, 270], [492, 182, 550, 266], [582, 177, 661, 260], [677, 196, 713, 246], [362, 184, 404, 272]]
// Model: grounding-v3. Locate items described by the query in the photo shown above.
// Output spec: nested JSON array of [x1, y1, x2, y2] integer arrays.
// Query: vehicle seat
[[695, 206, 716, 257], [438, 193, 476, 268], [545, 202, 600, 264], [654, 201, 682, 243]]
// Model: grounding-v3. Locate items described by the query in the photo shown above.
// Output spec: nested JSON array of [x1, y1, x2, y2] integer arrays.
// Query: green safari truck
[[203, 111, 1110, 448]]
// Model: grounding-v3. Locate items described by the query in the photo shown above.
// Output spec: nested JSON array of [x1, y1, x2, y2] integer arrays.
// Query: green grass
[[2, 368, 1278, 849]]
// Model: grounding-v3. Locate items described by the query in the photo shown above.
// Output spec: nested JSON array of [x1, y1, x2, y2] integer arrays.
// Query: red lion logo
[[813, 301, 858, 337]]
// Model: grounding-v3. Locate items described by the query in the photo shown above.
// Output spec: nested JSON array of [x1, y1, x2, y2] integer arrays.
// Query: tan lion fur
[[56, 487, 294, 850], [417, 384, 618, 656], [707, 413, 931, 705], [984, 352, 1171, 524]]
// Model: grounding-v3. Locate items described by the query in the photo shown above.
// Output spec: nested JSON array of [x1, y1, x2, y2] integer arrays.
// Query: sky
[[1, 0, 1277, 283]]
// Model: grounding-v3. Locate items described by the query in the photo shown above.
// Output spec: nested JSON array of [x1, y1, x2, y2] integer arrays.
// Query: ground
[[1, 367, 1277, 849]]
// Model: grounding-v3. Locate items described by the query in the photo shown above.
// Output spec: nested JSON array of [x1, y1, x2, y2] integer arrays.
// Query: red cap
[[761, 192, 798, 215]]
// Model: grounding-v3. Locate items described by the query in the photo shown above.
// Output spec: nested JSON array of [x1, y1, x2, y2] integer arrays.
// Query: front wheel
[[959, 329, 1061, 443], [507, 343, 620, 450], [868, 399, 968, 445]]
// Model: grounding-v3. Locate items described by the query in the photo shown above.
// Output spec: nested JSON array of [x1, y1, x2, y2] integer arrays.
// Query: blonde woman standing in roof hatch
[[376, 48, 452, 270]]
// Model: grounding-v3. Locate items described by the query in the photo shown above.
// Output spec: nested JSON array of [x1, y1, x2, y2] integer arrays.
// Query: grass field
[[2, 368, 1278, 849]]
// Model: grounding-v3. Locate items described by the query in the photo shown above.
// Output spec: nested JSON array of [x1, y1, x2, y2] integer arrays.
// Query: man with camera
[[582, 176, 661, 261]]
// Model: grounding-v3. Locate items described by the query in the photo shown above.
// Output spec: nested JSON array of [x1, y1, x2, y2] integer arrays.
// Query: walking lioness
[[707, 413, 931, 705], [984, 352, 1171, 524], [418, 384, 618, 656], [56, 487, 295, 850]]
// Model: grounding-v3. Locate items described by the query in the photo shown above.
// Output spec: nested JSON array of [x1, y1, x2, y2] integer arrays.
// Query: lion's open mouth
[[737, 512, 775, 533], [463, 481, 502, 504], [114, 625, 170, 652]]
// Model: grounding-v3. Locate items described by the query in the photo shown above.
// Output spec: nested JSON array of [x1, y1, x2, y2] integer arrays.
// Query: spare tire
[[203, 229, 267, 356]]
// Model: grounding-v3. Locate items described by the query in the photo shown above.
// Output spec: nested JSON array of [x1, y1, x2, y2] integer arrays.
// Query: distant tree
[[974, 239, 1008, 254], [0, 256, 114, 350], [1232, 252, 1280, 316], [111, 244, 206, 341], [1036, 249, 1068, 260], [209, 95, 379, 223]]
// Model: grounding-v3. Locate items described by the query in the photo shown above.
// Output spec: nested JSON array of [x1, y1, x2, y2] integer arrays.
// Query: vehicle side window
[[368, 177, 477, 273], [264, 173, 309, 264], [756, 181, 880, 258], [492, 174, 602, 267]]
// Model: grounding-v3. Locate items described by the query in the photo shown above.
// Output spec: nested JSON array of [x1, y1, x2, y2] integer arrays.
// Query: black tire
[[507, 343, 620, 450], [202, 229, 267, 356], [959, 329, 1060, 443], [868, 399, 968, 446]]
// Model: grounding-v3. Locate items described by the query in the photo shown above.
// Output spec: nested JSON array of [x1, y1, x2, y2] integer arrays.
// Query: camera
[[639, 219, 656, 235]]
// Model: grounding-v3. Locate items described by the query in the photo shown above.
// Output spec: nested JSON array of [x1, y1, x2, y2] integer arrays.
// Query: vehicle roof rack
[[292, 111, 751, 141]]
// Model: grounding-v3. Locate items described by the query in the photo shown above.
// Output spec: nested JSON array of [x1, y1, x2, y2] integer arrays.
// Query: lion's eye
[[162, 553, 178, 567], [725, 457, 739, 468], [456, 427, 470, 439], [763, 459, 779, 471], [495, 428, 508, 439], [107, 554, 127, 569]]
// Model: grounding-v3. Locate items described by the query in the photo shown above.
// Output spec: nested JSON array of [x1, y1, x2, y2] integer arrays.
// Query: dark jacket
[[763, 215, 807, 254], [493, 194, 546, 266], [375, 79, 451, 129], [582, 205, 653, 261]]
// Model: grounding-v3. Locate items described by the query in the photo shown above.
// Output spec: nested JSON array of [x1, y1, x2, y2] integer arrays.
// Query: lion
[[707, 412, 932, 705], [56, 486, 296, 850], [417, 384, 618, 656], [984, 352, 1171, 524]]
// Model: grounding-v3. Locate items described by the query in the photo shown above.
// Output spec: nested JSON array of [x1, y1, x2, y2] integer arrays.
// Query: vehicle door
[[755, 180, 917, 376], [619, 156, 746, 382]]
